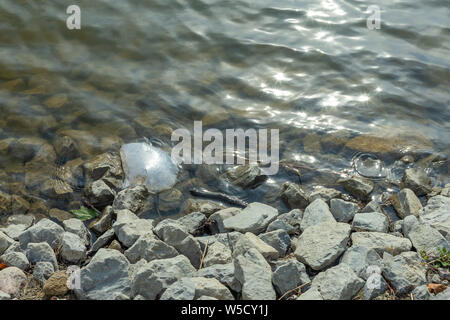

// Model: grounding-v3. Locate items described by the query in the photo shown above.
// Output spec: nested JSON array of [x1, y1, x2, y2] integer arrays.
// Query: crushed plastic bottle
[[120, 141, 179, 192]]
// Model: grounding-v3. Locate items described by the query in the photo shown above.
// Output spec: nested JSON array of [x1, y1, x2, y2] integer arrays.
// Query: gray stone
[[84, 179, 115, 209], [4, 241, 21, 255], [402, 215, 419, 237], [0, 231, 14, 255], [225, 164, 267, 189], [209, 208, 241, 233], [393, 220, 403, 233], [223, 202, 278, 235], [153, 219, 202, 268], [232, 232, 278, 260], [131, 255, 196, 299], [19, 218, 64, 250], [352, 212, 389, 233], [113, 210, 155, 248], [197, 296, 218, 300], [330, 199, 360, 223], [197, 263, 241, 292], [430, 288, 450, 300], [90, 228, 115, 253], [89, 206, 114, 235], [26, 242, 58, 269], [418, 195, 450, 241], [309, 187, 341, 204], [60, 232, 87, 263], [295, 221, 351, 270], [33, 261, 55, 284], [0, 214, 34, 240], [112, 185, 150, 214], [340, 245, 382, 280], [300, 199, 335, 232], [360, 200, 381, 213], [259, 230, 291, 257], [203, 241, 232, 267], [75, 249, 131, 300], [178, 212, 206, 235], [280, 182, 309, 209], [196, 232, 242, 252], [391, 188, 423, 219], [124, 233, 178, 263], [161, 277, 234, 300], [272, 260, 309, 296], [63, 218, 90, 246], [411, 284, 430, 300], [0, 252, 29, 270], [266, 219, 296, 234], [363, 275, 388, 300], [311, 263, 364, 300], [351, 232, 412, 256], [179, 198, 226, 217], [407, 224, 449, 258], [339, 176, 373, 200], [402, 168, 431, 196], [382, 251, 427, 295], [158, 188, 183, 213], [234, 248, 276, 300]]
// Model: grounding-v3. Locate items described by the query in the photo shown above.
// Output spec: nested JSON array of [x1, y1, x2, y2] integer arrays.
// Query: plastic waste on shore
[[120, 141, 179, 192]]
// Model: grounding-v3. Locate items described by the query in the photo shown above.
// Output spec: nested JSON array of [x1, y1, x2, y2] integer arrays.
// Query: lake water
[[0, 0, 449, 217]]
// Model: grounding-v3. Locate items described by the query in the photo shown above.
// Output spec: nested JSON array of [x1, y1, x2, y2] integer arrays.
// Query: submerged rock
[[280, 182, 309, 209], [224, 164, 267, 189], [338, 176, 373, 200], [120, 141, 178, 192]]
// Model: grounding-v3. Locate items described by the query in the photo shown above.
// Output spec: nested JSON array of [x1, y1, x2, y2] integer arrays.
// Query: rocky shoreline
[[0, 149, 449, 300]]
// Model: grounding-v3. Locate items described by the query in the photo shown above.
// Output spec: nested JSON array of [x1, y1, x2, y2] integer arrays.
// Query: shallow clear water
[[0, 0, 449, 216]]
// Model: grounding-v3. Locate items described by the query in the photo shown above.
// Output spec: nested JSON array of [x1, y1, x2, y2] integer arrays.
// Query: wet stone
[[280, 182, 309, 210]]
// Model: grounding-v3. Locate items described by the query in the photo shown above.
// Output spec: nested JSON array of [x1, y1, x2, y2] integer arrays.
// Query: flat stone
[[90, 228, 115, 253], [203, 241, 232, 267], [311, 263, 364, 300], [75, 249, 131, 300], [161, 277, 234, 300], [272, 260, 309, 296], [295, 221, 351, 271], [300, 199, 335, 232], [352, 212, 389, 233], [418, 195, 450, 241], [330, 199, 360, 223], [124, 233, 178, 264], [223, 202, 278, 235], [401, 168, 431, 196], [112, 185, 150, 214], [19, 218, 64, 250], [280, 182, 309, 209], [391, 188, 423, 218], [351, 232, 412, 256], [197, 263, 241, 292], [382, 251, 427, 295], [259, 230, 291, 257], [0, 267, 27, 296], [234, 248, 276, 300], [131, 255, 196, 299], [309, 187, 341, 204], [339, 176, 373, 200]]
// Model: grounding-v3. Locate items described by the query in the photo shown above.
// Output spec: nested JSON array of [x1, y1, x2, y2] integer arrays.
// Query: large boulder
[[75, 249, 131, 300], [223, 202, 278, 234], [294, 221, 351, 270]]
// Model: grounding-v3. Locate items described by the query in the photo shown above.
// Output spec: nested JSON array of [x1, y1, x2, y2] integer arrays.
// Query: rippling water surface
[[0, 0, 449, 216]]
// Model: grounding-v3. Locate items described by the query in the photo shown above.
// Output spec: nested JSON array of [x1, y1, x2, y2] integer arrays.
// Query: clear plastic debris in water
[[352, 153, 388, 179], [120, 141, 179, 192]]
